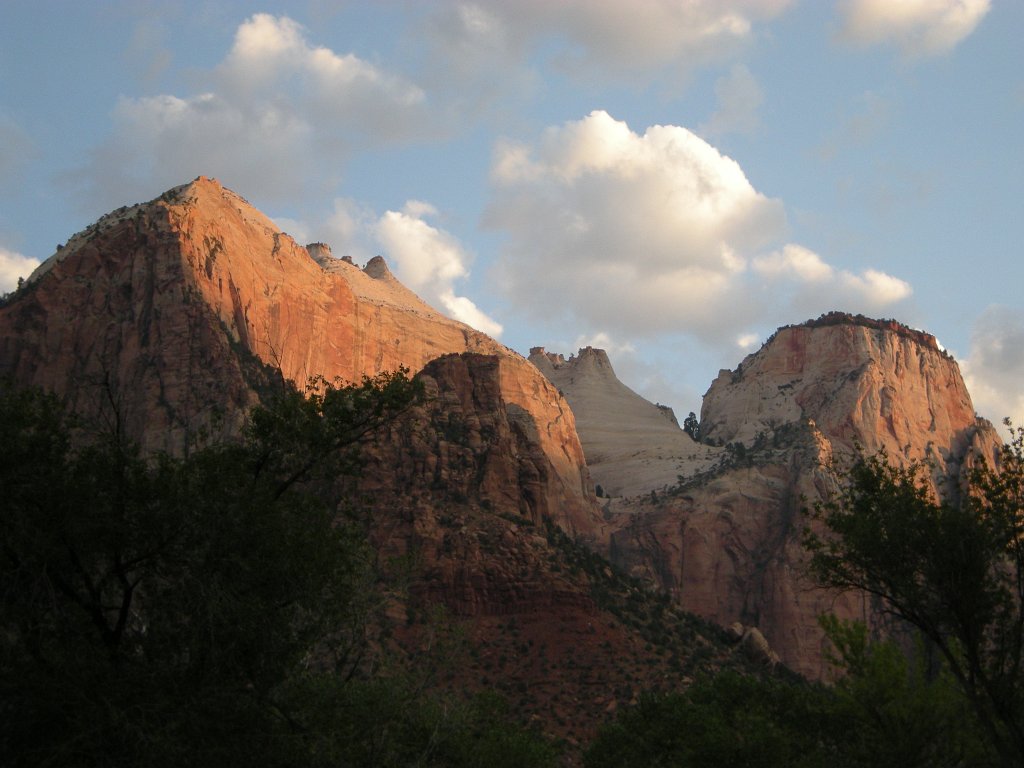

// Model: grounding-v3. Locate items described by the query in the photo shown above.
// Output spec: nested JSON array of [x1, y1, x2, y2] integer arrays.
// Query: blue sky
[[2, 1, 1022, 425]]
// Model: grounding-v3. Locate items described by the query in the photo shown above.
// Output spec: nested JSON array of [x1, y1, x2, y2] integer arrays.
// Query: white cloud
[[839, 268, 912, 305], [754, 244, 912, 317], [737, 332, 761, 351], [837, 0, 991, 57], [962, 305, 1024, 427], [700, 64, 765, 136], [416, 0, 794, 108], [753, 244, 834, 282], [374, 203, 503, 338], [487, 110, 785, 341], [71, 13, 430, 212], [487, 111, 914, 348], [0, 247, 41, 293], [459, 0, 792, 76]]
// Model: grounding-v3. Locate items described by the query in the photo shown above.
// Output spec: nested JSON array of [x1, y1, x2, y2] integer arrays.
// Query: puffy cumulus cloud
[[486, 112, 915, 348], [700, 64, 765, 136], [487, 110, 785, 341], [374, 202, 503, 338], [752, 244, 834, 282], [574, 331, 636, 359], [962, 306, 1024, 426], [839, 269, 913, 305], [72, 13, 428, 212], [424, 0, 793, 89], [217, 13, 425, 135], [737, 332, 761, 351], [753, 244, 912, 316], [0, 247, 41, 293], [837, 0, 991, 57]]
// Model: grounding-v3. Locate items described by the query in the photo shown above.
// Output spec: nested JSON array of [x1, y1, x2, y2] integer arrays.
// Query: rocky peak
[[363, 255, 395, 281], [0, 178, 601, 541], [530, 345, 710, 499], [794, 311, 944, 354], [605, 314, 1001, 677], [699, 313, 988, 474], [305, 241, 333, 263]]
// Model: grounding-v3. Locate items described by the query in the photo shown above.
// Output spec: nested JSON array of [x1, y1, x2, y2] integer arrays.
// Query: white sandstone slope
[[529, 346, 720, 498]]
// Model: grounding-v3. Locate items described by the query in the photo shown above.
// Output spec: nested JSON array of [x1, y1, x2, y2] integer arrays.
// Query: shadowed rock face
[[535, 317, 1001, 678], [1, 180, 772, 749], [0, 177, 599, 538]]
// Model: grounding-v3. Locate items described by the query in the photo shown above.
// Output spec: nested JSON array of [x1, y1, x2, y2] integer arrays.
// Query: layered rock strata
[[0, 177, 598, 537], [529, 346, 718, 499], [537, 316, 1001, 677]]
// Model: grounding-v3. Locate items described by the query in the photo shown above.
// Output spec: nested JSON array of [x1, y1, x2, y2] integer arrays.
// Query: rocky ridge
[[1, 177, 596, 536], [529, 346, 719, 499], [535, 315, 1001, 677], [3, 177, 1005, 729], [1, 178, 778, 751]]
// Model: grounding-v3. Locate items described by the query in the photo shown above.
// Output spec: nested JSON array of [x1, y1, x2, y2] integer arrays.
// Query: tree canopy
[[806, 427, 1024, 766], [0, 374, 555, 767]]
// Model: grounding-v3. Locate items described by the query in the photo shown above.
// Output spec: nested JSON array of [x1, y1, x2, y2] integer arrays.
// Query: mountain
[[3, 175, 1001, 727], [529, 346, 719, 499], [0, 178, 767, 751], [0, 177, 595, 534], [537, 314, 1001, 677]]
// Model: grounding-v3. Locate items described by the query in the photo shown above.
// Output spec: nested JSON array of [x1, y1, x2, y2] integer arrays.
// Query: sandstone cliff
[[529, 346, 719, 498], [536, 314, 1002, 678], [700, 313, 985, 474], [0, 182, 764, 747], [0, 177, 596, 536]]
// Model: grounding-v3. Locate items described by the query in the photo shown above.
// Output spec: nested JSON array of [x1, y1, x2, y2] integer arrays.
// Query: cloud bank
[[487, 111, 911, 346], [0, 247, 41, 293], [430, 0, 793, 78], [838, 0, 991, 57], [72, 14, 429, 212], [374, 202, 503, 338]]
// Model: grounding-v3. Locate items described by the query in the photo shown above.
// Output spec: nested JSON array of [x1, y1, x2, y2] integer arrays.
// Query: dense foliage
[[0, 375, 555, 767], [806, 429, 1024, 766], [589, 432, 1024, 767], [585, 625, 984, 767]]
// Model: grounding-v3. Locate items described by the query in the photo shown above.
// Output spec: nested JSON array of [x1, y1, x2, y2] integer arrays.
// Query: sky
[[1, 0, 1022, 427]]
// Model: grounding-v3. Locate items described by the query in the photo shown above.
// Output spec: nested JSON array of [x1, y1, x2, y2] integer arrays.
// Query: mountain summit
[[535, 313, 1000, 677], [1, 177, 597, 533], [2, 176, 1004, 701]]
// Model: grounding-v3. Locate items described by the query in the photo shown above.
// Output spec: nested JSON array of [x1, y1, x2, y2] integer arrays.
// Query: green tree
[[683, 411, 700, 440], [584, 671, 840, 768], [820, 616, 985, 767], [0, 373, 423, 766], [806, 429, 1024, 766]]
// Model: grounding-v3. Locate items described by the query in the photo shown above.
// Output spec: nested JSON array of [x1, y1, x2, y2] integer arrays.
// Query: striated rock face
[[0, 184, 765, 747], [358, 352, 600, 616], [539, 315, 1002, 678], [699, 313, 983, 474], [529, 346, 717, 499], [0, 177, 598, 538]]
